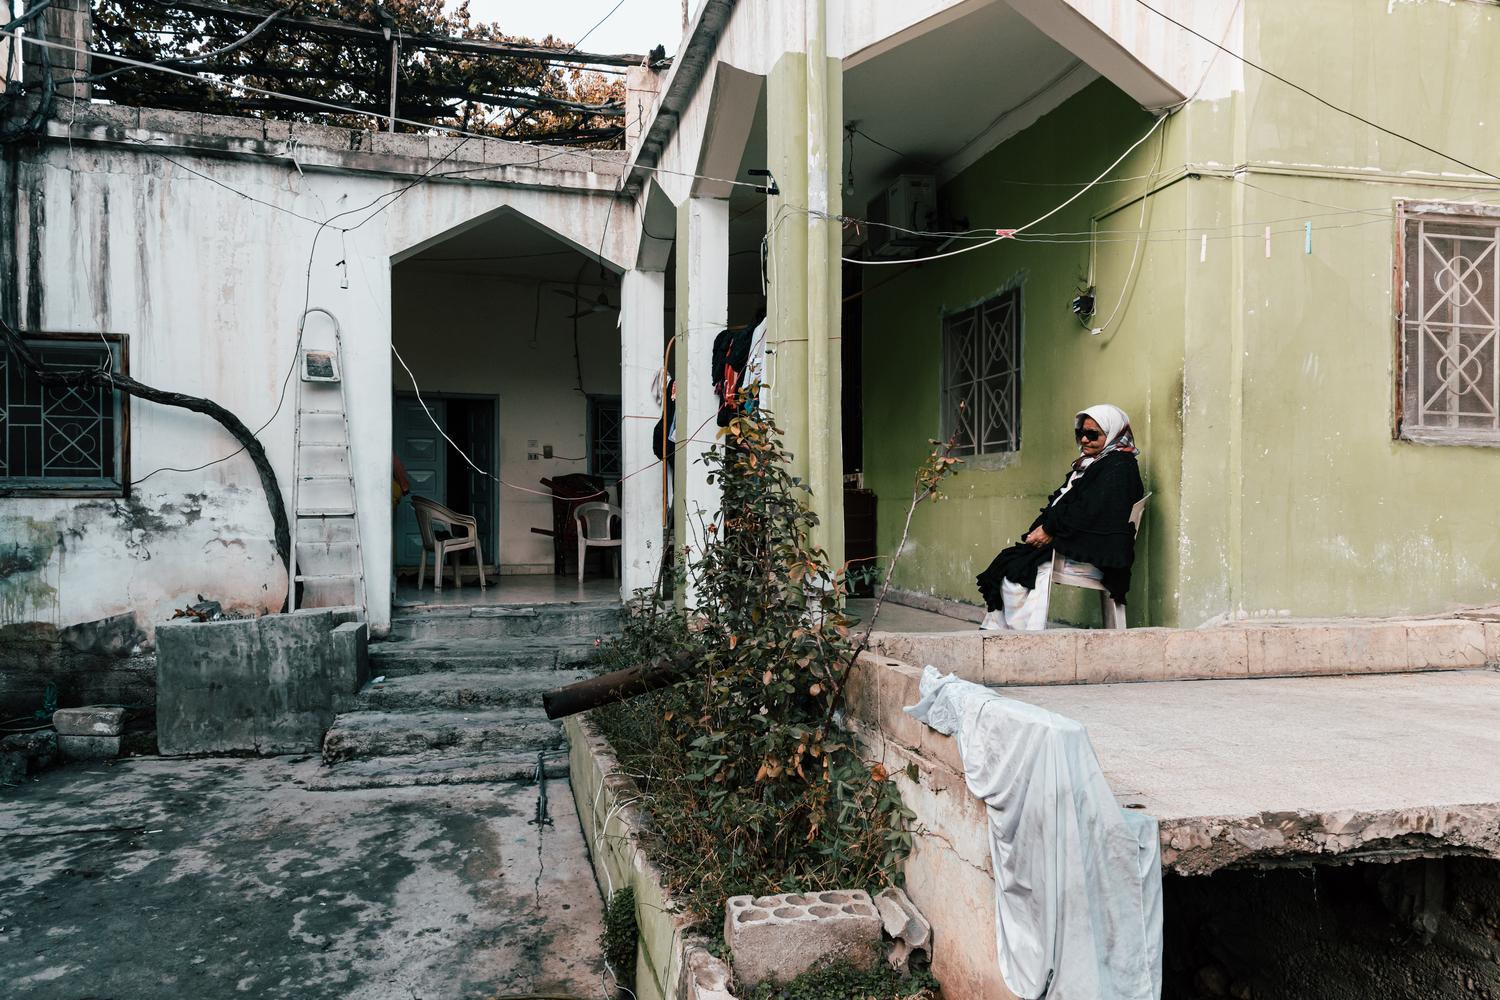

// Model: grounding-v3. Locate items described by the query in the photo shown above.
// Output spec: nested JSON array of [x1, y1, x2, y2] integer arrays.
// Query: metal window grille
[[588, 395, 623, 481], [1, 335, 127, 492], [943, 289, 1022, 456], [1399, 203, 1500, 445]]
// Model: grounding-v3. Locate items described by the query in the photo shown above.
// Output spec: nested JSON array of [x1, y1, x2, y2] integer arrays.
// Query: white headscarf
[[1052, 403, 1138, 504]]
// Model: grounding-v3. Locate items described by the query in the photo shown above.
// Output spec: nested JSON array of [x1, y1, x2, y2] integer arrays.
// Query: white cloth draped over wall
[[905, 667, 1163, 1000]]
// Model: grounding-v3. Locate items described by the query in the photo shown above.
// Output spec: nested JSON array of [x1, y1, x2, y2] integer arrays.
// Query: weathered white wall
[[390, 268, 621, 572], [4, 124, 631, 637]]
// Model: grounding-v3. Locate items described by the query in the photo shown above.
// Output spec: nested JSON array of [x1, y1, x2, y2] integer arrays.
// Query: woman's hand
[[1025, 526, 1054, 547]]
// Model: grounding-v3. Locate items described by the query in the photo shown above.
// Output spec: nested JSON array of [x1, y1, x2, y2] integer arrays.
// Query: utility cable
[[573, 0, 629, 52], [1129, 0, 1500, 181], [838, 109, 1178, 266]]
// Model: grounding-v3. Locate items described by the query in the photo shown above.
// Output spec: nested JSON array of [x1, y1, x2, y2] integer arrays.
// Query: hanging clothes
[[710, 324, 755, 427], [906, 667, 1163, 1000]]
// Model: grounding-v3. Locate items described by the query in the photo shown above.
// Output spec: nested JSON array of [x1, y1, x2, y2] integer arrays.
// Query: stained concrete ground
[[0, 756, 607, 1000]]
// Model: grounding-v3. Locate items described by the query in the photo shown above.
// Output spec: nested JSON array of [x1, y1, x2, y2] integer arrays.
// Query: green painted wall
[[1182, 0, 1500, 621], [861, 0, 1500, 624], [861, 80, 1185, 625]]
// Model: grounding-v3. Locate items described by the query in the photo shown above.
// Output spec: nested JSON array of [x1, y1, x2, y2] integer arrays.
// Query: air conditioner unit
[[866, 174, 938, 259]]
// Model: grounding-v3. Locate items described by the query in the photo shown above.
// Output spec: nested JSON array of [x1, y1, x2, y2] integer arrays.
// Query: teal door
[[394, 396, 445, 569]]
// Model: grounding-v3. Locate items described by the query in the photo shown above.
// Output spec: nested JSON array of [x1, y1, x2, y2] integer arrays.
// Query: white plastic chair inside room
[[1042, 492, 1151, 629], [574, 501, 622, 583], [410, 495, 487, 592]]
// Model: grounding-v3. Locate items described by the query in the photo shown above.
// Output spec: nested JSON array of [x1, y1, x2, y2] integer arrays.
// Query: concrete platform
[[0, 757, 604, 998], [1004, 669, 1500, 872]]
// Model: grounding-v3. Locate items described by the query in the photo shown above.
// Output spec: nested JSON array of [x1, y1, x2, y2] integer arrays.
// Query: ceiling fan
[[554, 287, 614, 319]]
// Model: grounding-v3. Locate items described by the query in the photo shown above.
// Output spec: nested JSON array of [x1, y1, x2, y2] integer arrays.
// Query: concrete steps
[[304, 747, 568, 791], [314, 599, 619, 790], [387, 602, 621, 641], [369, 635, 600, 677], [356, 668, 592, 712], [322, 708, 565, 763]]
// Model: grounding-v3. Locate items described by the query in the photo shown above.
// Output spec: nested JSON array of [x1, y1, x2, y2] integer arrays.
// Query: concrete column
[[674, 195, 729, 604], [619, 268, 667, 599], [765, 3, 845, 568]]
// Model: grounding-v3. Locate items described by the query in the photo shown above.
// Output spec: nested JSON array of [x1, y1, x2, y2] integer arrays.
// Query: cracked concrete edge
[[850, 653, 1500, 879], [566, 714, 735, 1000], [1160, 803, 1500, 875]]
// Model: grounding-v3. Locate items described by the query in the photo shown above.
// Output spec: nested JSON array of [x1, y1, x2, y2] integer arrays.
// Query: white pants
[[1000, 560, 1123, 631]]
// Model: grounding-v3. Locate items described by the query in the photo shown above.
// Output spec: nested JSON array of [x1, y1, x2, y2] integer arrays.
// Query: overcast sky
[[452, 0, 687, 56]]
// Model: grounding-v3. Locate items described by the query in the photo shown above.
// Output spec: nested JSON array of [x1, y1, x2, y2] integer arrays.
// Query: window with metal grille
[[1, 334, 128, 494], [588, 394, 623, 482], [1397, 201, 1500, 446], [942, 288, 1022, 456]]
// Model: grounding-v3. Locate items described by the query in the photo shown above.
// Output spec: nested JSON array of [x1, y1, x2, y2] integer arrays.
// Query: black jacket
[[976, 451, 1145, 608]]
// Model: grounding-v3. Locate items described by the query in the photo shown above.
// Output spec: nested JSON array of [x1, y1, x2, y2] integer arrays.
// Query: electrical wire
[[1129, 0, 1500, 182], [572, 0, 629, 52], [1086, 106, 1168, 335], [839, 109, 1179, 266]]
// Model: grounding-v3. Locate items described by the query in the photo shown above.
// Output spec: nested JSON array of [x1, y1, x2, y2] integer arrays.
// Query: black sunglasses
[[1074, 426, 1103, 442]]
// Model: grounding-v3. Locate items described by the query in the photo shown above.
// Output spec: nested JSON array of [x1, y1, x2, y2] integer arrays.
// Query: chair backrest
[[411, 495, 473, 548], [575, 501, 622, 540], [1129, 492, 1152, 532]]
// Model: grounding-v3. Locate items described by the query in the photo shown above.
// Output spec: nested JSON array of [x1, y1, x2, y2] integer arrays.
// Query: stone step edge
[[869, 618, 1500, 687]]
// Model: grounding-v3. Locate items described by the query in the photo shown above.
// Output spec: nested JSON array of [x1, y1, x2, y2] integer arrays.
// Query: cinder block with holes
[[724, 889, 883, 987]]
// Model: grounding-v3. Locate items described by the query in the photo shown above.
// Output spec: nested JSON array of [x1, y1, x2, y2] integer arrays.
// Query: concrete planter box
[[567, 714, 735, 1000], [157, 607, 368, 755]]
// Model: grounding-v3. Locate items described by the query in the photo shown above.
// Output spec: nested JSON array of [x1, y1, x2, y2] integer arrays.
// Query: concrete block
[[845, 655, 884, 727], [878, 663, 927, 750], [138, 107, 203, 135], [590, 154, 628, 176], [52, 706, 125, 737], [262, 119, 292, 141], [1162, 628, 1249, 680], [157, 607, 363, 755], [1406, 620, 1490, 669], [58, 734, 120, 760], [885, 633, 983, 679], [984, 632, 1078, 686], [1246, 623, 1409, 676], [78, 102, 141, 130], [539, 149, 594, 173], [874, 887, 932, 974], [725, 890, 882, 987], [370, 131, 431, 159], [290, 121, 356, 151], [199, 112, 264, 139], [1486, 623, 1500, 666], [1076, 628, 1169, 683], [428, 134, 488, 165], [917, 717, 964, 773], [683, 947, 734, 1000], [485, 138, 540, 167]]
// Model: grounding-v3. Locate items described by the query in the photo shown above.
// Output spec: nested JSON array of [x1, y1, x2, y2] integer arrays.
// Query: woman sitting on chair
[[976, 404, 1144, 631]]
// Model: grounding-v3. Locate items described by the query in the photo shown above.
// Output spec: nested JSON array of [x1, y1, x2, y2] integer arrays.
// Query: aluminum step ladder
[[288, 308, 366, 619]]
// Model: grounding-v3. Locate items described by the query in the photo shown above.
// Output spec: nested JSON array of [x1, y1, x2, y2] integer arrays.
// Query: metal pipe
[[542, 651, 693, 719]]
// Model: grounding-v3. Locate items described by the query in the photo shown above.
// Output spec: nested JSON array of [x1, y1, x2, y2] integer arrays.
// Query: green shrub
[[593, 404, 958, 928]]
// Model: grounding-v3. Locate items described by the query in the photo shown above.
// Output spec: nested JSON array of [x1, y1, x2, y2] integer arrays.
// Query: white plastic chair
[[1044, 493, 1150, 629], [574, 501, 622, 583], [411, 495, 487, 592]]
